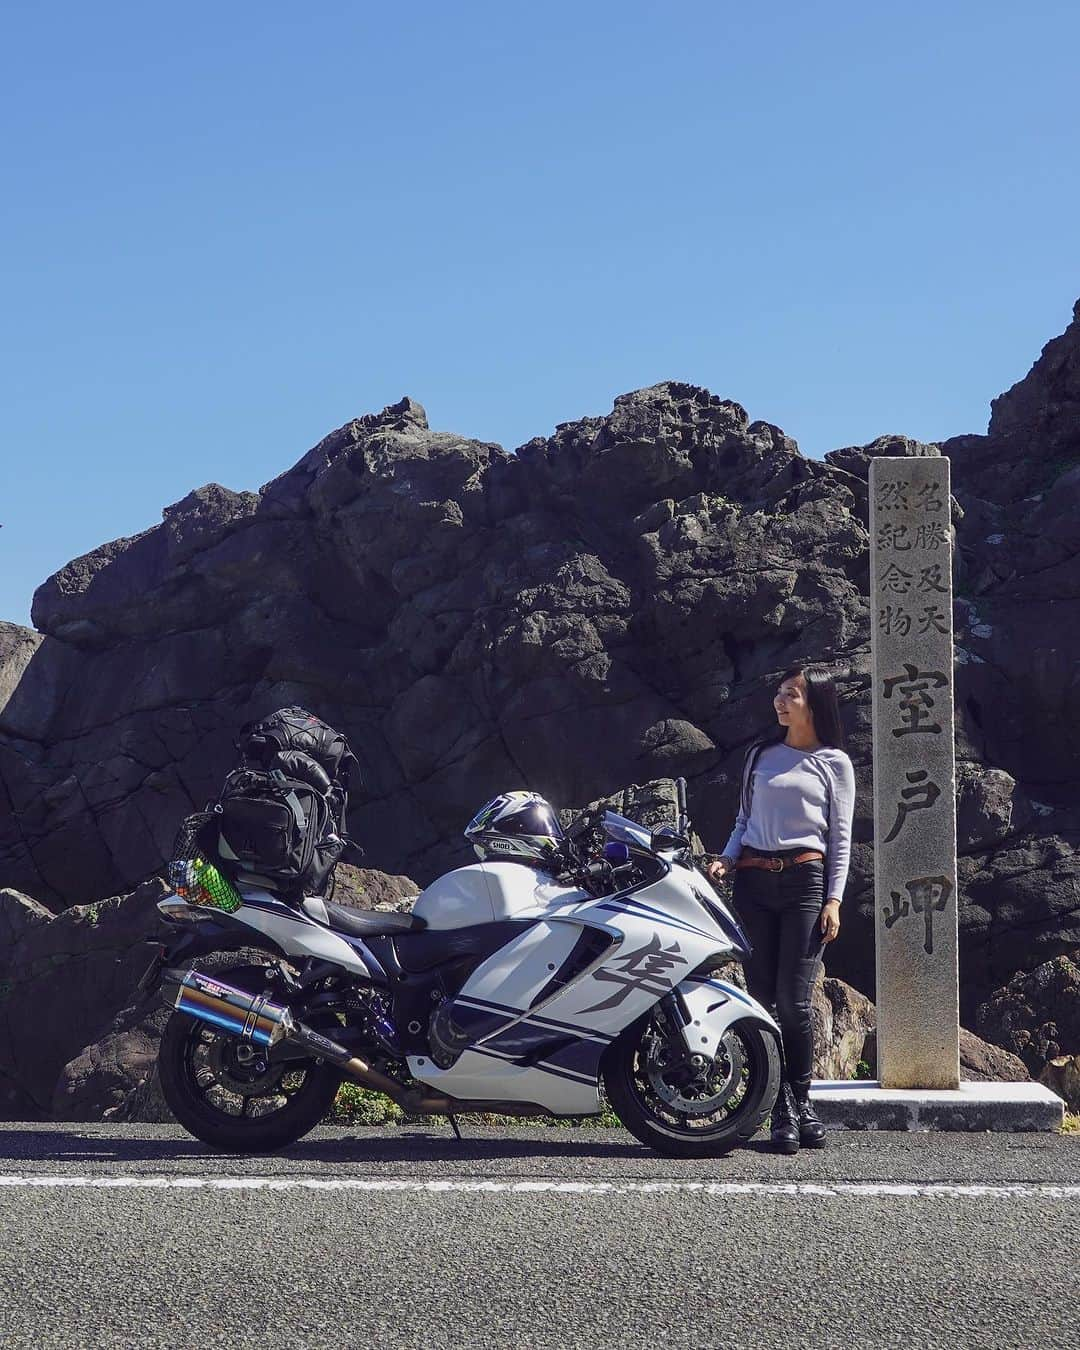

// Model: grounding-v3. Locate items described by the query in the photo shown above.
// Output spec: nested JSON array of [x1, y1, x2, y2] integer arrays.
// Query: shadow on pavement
[[0, 1125, 651, 1166]]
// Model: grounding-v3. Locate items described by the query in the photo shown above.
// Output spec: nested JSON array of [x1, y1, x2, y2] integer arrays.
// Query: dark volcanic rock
[[943, 304, 1080, 803], [0, 879, 171, 1119], [54, 994, 173, 1122], [956, 1027, 1030, 1083], [1, 306, 1080, 1024], [811, 973, 877, 1081], [974, 954, 1080, 1077], [1039, 1055, 1080, 1111], [0, 384, 871, 908], [560, 778, 685, 836], [329, 865, 421, 914]]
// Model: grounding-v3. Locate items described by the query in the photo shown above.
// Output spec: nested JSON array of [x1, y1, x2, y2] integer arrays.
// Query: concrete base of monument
[[808, 1079, 1066, 1132]]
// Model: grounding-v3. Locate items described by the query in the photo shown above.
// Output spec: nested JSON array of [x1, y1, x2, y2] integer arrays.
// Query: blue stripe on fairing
[[538, 1037, 605, 1081], [454, 995, 613, 1043], [535, 1060, 597, 1085], [600, 894, 717, 939], [480, 1021, 569, 1057], [595, 902, 713, 941], [478, 1020, 607, 1070], [683, 976, 755, 1008], [466, 1044, 598, 1087], [239, 899, 313, 922]]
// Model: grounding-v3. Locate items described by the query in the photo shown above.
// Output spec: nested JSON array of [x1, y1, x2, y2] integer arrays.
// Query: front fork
[[654, 982, 783, 1089], [651, 991, 698, 1078]]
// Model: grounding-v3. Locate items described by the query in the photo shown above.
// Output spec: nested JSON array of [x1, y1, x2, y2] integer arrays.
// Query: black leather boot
[[793, 1090, 826, 1148], [769, 1082, 800, 1155]]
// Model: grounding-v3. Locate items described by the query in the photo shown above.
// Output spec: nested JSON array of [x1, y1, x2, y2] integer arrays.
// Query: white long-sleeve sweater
[[721, 742, 856, 902]]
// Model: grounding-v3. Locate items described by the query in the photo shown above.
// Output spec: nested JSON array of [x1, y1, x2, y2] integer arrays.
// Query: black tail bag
[[215, 707, 363, 896]]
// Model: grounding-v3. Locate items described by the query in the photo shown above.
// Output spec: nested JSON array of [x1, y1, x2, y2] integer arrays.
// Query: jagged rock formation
[[2, 306, 1080, 1039], [975, 955, 1080, 1080], [0, 879, 169, 1119], [1039, 1055, 1080, 1111]]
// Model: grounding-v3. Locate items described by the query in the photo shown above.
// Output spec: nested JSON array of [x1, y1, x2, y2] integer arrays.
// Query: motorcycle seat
[[321, 901, 427, 938]]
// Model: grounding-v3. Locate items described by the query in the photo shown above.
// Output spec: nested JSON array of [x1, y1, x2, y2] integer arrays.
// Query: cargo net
[[167, 811, 243, 914]]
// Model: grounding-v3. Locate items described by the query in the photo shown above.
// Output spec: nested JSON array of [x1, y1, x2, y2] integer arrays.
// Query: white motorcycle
[[142, 781, 782, 1158]]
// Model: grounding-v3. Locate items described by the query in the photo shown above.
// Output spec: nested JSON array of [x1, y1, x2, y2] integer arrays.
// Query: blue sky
[[2, 1, 1077, 626]]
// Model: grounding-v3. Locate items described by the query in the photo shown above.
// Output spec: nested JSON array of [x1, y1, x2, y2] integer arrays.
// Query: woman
[[706, 665, 855, 1154]]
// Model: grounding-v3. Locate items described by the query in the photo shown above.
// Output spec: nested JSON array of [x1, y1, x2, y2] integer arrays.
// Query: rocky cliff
[[2, 304, 1079, 1021]]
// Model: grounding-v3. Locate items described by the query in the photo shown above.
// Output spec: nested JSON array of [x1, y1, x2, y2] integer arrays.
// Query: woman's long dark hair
[[740, 665, 846, 812], [774, 664, 846, 750]]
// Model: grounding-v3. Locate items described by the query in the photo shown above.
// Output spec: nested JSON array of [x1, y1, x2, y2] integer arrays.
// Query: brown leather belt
[[736, 850, 824, 872]]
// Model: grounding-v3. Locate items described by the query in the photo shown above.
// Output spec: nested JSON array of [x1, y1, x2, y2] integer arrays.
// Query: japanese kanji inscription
[[869, 456, 960, 1089]]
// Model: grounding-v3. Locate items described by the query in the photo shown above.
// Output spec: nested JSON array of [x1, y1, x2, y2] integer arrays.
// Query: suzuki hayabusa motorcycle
[[140, 781, 782, 1158]]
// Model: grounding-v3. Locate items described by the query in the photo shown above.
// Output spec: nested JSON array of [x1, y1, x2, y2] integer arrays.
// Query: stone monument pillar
[[869, 456, 960, 1089]]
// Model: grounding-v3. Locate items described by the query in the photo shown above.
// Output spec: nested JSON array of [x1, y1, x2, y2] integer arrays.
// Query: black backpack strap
[[270, 770, 308, 830], [740, 739, 772, 817]]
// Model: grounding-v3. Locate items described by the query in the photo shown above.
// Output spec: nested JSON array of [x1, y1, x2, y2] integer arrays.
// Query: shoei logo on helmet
[[464, 791, 564, 867]]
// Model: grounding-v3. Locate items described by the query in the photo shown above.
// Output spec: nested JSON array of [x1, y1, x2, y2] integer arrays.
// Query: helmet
[[464, 790, 565, 865]]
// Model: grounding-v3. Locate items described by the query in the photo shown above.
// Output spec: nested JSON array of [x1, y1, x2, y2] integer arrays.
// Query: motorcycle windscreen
[[601, 811, 653, 852]]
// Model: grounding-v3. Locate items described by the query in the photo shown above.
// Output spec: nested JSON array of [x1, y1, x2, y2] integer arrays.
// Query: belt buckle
[[769, 858, 784, 872]]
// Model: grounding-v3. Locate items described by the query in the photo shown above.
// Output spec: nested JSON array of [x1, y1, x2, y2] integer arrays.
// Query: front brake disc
[[646, 1029, 746, 1116]]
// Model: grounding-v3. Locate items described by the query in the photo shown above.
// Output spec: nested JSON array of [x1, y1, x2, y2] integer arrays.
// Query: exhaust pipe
[[163, 968, 296, 1047], [161, 969, 548, 1118]]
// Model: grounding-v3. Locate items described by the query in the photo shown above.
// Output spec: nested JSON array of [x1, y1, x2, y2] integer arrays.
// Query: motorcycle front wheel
[[158, 962, 343, 1152], [603, 1011, 781, 1158]]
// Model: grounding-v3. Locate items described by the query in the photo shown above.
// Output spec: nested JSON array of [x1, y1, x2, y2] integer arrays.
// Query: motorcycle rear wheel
[[158, 963, 343, 1152], [603, 1012, 780, 1158]]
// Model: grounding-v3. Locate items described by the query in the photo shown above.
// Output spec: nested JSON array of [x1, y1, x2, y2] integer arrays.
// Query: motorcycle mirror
[[674, 776, 690, 839], [651, 826, 690, 851], [565, 808, 601, 841]]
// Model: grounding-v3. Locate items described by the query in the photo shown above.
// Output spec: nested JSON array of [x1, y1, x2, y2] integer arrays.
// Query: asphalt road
[[0, 1121, 1076, 1350]]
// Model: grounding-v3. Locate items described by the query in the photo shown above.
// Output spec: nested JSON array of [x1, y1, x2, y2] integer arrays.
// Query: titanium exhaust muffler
[[160, 968, 547, 1117], [163, 968, 296, 1047]]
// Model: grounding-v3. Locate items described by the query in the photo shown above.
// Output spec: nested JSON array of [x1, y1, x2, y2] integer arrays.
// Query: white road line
[[0, 1175, 1076, 1198]]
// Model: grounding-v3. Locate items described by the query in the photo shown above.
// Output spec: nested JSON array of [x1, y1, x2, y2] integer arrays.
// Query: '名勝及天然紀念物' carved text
[[869, 456, 959, 1088]]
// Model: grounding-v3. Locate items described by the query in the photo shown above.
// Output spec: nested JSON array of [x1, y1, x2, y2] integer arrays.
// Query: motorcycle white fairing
[[403, 855, 779, 1113]]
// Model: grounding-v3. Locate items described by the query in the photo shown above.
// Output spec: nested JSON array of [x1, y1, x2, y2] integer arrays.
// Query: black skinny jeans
[[732, 852, 827, 1097]]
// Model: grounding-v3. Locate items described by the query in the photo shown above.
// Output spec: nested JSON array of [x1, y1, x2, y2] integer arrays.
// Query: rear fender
[[138, 910, 287, 995], [675, 977, 781, 1060]]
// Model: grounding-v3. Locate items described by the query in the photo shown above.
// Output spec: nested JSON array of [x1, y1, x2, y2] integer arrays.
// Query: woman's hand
[[705, 856, 735, 883], [820, 898, 841, 943]]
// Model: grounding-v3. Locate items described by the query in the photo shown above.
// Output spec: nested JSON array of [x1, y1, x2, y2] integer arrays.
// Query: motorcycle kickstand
[[447, 1115, 463, 1140]]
